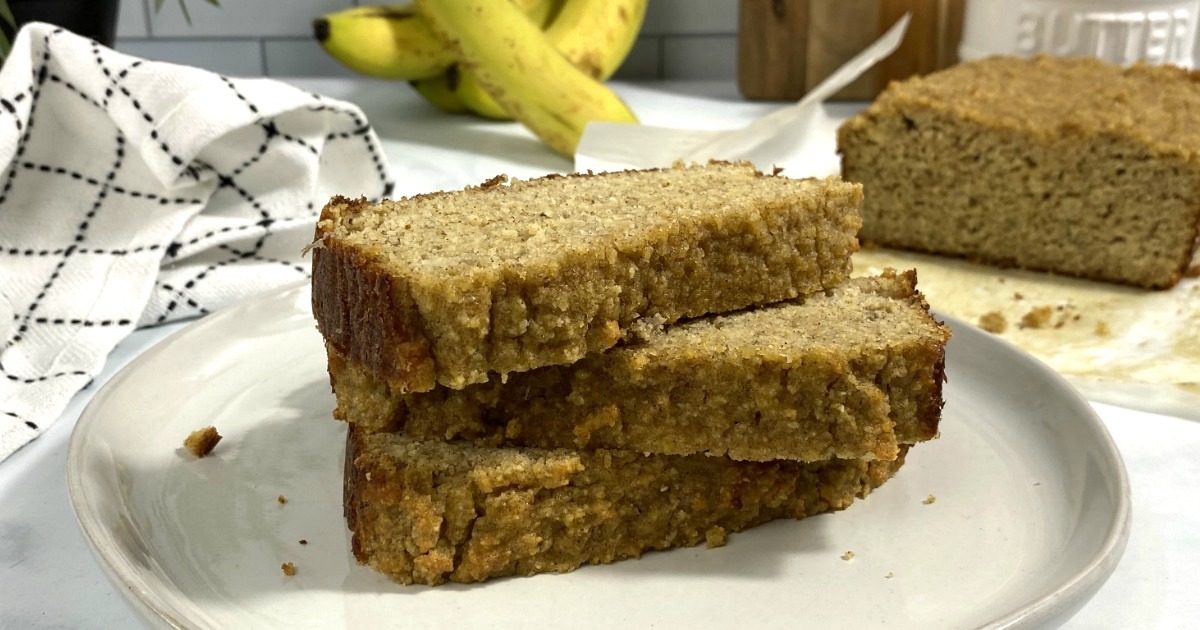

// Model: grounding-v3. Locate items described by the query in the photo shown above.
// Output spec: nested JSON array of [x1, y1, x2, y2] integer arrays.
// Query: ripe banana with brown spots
[[448, 0, 647, 121], [415, 0, 639, 157], [313, 0, 555, 81]]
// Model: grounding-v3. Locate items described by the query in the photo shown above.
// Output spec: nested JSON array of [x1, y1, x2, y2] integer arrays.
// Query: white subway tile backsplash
[[264, 38, 359, 77], [662, 35, 738, 80], [117, 0, 149, 39], [114, 0, 741, 80], [642, 0, 738, 36], [148, 0, 353, 38], [117, 39, 265, 77], [612, 36, 662, 80]]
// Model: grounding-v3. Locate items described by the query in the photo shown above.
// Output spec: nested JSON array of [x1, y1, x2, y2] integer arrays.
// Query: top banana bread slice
[[312, 162, 863, 392], [838, 55, 1200, 289]]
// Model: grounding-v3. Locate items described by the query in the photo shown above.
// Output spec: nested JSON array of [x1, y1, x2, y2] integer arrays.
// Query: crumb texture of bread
[[312, 162, 863, 392], [329, 271, 950, 461], [344, 430, 905, 586], [838, 55, 1200, 289], [184, 426, 221, 458]]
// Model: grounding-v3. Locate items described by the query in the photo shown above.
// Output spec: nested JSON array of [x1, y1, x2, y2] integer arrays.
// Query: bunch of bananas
[[313, 0, 647, 157]]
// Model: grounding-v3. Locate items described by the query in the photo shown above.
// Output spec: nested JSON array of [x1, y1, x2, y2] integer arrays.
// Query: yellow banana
[[409, 65, 509, 119], [314, 0, 556, 82], [415, 0, 638, 157], [450, 66, 512, 120], [449, 0, 646, 121], [408, 74, 468, 114], [407, 0, 562, 117], [313, 5, 451, 80], [548, 0, 647, 81]]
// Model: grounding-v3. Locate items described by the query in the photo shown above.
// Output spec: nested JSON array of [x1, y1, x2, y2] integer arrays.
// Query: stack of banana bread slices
[[311, 161, 951, 586]]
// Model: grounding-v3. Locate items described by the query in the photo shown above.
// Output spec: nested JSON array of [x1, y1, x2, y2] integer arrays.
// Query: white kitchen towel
[[0, 23, 394, 461]]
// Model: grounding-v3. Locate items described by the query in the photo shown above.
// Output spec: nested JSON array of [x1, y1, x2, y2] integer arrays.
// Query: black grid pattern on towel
[[0, 26, 393, 443]]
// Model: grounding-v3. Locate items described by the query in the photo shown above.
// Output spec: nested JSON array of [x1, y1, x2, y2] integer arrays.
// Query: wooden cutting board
[[738, 0, 965, 101]]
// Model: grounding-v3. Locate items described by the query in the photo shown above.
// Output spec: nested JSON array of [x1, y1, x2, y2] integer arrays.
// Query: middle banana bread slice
[[327, 270, 950, 463]]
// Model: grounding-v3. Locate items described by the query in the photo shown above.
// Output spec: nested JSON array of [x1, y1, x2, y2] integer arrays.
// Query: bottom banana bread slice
[[345, 429, 906, 586]]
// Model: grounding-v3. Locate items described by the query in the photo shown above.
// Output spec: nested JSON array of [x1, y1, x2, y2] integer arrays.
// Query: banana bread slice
[[838, 55, 1200, 289], [327, 270, 949, 462], [345, 429, 905, 586], [312, 162, 863, 393]]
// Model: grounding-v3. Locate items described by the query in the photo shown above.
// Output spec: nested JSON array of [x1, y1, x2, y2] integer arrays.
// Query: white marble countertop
[[1, 79, 1198, 629]]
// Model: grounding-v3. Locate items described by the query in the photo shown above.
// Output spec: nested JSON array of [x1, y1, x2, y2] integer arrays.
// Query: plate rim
[[944, 313, 1132, 629], [65, 281, 1132, 630]]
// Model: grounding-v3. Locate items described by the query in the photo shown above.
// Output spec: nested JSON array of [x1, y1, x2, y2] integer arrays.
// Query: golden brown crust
[[343, 428, 907, 586], [887, 269, 947, 443], [312, 237, 437, 392]]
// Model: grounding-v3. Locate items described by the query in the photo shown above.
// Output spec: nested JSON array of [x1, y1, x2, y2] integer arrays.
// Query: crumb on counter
[[277, 495, 288, 505], [183, 426, 221, 458], [885, 571, 894, 579], [281, 562, 296, 577], [1018, 306, 1054, 329], [841, 551, 855, 561], [705, 526, 728, 548], [923, 494, 937, 505], [299, 539, 308, 545], [977, 311, 1007, 334]]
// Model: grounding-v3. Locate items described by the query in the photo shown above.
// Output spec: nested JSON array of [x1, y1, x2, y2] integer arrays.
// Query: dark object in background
[[738, 0, 965, 101], [7, 0, 121, 47]]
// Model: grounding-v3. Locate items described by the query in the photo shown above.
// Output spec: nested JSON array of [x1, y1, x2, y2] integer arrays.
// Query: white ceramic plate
[[68, 282, 1130, 630]]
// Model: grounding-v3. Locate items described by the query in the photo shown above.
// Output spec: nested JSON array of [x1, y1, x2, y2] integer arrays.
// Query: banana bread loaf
[[328, 270, 949, 462], [312, 162, 863, 393], [838, 55, 1200, 289], [345, 428, 905, 586]]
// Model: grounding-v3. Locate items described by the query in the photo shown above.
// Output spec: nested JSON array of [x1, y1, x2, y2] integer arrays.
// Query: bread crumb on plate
[[977, 311, 1007, 333], [1019, 306, 1054, 329], [923, 494, 937, 505], [841, 551, 855, 561], [277, 495, 287, 505], [281, 562, 296, 576], [183, 426, 221, 458]]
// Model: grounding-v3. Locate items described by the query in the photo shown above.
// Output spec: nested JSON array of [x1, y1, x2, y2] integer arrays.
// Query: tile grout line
[[140, 0, 154, 38], [657, 35, 666, 80]]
